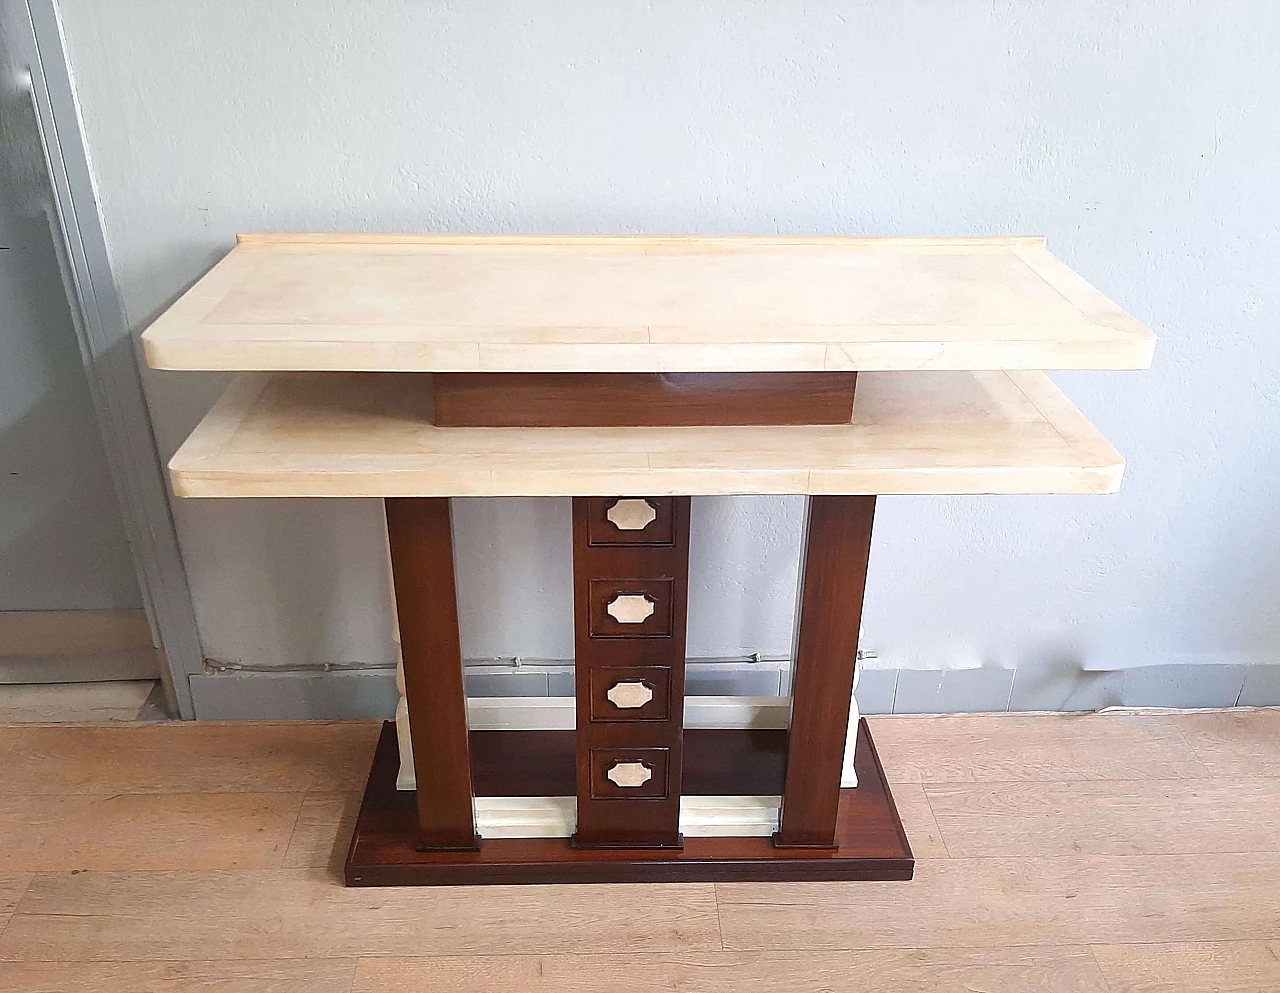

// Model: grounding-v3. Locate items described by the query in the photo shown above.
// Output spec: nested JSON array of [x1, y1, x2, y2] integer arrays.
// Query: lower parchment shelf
[[170, 369, 1124, 497], [345, 720, 914, 886]]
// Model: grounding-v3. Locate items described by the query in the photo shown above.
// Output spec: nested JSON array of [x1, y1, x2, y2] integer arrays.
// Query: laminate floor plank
[[1090, 940, 1280, 993], [1, 711, 1278, 987], [0, 793, 304, 872], [0, 722, 379, 795], [1170, 709, 1280, 778], [868, 714, 1211, 784], [715, 853, 1280, 950], [0, 959, 358, 993], [927, 778, 1280, 857], [282, 792, 362, 869], [0, 876, 32, 939], [887, 783, 949, 858], [0, 869, 720, 962], [352, 946, 1110, 993]]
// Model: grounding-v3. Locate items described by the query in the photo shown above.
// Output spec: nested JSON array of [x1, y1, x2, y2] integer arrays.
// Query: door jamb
[[15, 0, 204, 717]]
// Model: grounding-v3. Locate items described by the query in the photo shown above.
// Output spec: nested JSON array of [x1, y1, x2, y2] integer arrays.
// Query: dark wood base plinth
[[345, 719, 913, 886]]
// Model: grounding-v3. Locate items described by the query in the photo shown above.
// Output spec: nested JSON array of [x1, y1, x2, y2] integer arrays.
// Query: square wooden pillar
[[775, 495, 876, 849], [385, 497, 479, 851]]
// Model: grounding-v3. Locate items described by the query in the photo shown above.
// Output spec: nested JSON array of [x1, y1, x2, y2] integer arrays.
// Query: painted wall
[[56, 1, 1280, 711], [0, 22, 141, 613]]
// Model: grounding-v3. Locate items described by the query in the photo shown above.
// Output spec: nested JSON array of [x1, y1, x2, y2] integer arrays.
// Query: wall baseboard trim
[[190, 669, 400, 720], [187, 661, 1280, 721]]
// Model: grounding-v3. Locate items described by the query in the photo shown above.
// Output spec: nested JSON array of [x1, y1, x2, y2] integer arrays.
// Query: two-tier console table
[[143, 234, 1154, 885]]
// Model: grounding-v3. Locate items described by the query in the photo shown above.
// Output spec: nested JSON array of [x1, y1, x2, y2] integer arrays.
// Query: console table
[[144, 234, 1153, 885]]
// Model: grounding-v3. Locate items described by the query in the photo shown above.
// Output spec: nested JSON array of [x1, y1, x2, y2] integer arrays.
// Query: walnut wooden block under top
[[432, 372, 858, 427], [140, 234, 1155, 372], [169, 369, 1124, 497]]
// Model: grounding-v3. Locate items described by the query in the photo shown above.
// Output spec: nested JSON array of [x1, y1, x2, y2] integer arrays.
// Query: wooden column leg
[[385, 498, 479, 852], [571, 497, 691, 849], [775, 495, 876, 849]]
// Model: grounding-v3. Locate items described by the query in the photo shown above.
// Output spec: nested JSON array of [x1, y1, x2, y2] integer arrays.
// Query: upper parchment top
[[141, 234, 1155, 373]]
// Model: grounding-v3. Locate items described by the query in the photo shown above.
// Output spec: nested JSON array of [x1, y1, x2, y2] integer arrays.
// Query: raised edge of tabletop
[[234, 232, 1051, 250]]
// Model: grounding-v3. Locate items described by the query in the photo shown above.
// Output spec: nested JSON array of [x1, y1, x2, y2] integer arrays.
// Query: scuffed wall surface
[[57, 1, 1280, 701]]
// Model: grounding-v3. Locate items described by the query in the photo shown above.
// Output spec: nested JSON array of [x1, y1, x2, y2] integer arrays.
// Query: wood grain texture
[[0, 793, 303, 872], [0, 722, 379, 795], [868, 713, 1211, 784], [139, 235, 1155, 372], [433, 372, 858, 427], [716, 853, 1280, 950], [1090, 941, 1280, 993], [0, 870, 720, 961], [927, 778, 1280, 857], [0, 959, 358, 993], [353, 946, 1111, 993], [385, 497, 477, 850], [0, 875, 32, 940], [168, 370, 1126, 498], [1171, 709, 1280, 778], [890, 784, 949, 859], [281, 792, 363, 869], [1, 710, 1279, 986], [776, 496, 875, 847]]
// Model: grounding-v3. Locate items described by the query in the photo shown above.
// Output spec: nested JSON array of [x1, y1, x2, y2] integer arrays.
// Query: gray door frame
[[8, 0, 203, 717]]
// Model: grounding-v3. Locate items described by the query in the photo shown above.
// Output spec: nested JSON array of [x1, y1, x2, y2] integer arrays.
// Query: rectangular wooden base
[[432, 372, 858, 427], [345, 719, 913, 885]]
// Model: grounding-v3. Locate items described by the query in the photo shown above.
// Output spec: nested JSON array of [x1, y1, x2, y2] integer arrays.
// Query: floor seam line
[[713, 883, 727, 952], [1164, 716, 1221, 779], [1088, 945, 1119, 993], [280, 790, 312, 868], [0, 875, 35, 942]]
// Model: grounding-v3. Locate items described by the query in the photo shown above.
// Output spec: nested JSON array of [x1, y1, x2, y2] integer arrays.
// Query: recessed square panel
[[588, 666, 673, 723], [586, 497, 676, 546], [588, 579, 674, 638], [589, 747, 671, 800]]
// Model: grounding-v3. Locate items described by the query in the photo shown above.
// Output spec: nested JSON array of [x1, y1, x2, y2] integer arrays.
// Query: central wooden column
[[571, 497, 691, 848]]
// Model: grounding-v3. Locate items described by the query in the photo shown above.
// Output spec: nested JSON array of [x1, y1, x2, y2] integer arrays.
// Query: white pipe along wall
[[55, 1, 1280, 716]]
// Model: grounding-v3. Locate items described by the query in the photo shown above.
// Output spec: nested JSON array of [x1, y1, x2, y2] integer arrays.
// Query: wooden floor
[[0, 709, 1277, 991]]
